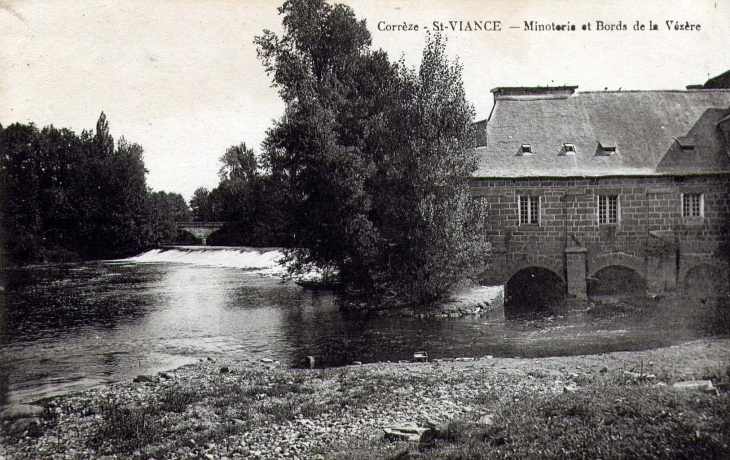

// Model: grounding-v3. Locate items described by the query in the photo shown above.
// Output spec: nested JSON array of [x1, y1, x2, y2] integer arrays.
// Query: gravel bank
[[2, 338, 729, 459]]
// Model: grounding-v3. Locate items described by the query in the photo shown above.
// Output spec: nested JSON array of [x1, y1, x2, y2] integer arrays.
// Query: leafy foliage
[[191, 143, 293, 247], [0, 113, 189, 264], [255, 0, 489, 308], [189, 187, 214, 223]]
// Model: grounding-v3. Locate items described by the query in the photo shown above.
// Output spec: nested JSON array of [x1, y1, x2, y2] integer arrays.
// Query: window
[[675, 138, 695, 151], [564, 143, 576, 153], [598, 195, 618, 224], [682, 193, 703, 218], [521, 144, 532, 154], [519, 196, 539, 225], [597, 142, 617, 156]]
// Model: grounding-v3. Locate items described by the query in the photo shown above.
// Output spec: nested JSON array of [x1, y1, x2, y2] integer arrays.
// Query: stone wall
[[470, 175, 730, 298]]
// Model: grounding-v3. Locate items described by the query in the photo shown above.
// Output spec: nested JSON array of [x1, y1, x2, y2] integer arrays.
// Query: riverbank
[[2, 338, 729, 459]]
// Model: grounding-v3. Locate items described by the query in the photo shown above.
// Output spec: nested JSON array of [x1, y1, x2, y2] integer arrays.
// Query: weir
[[127, 246, 286, 273]]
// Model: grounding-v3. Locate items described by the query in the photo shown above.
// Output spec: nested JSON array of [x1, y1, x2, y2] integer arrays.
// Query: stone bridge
[[176, 222, 225, 245]]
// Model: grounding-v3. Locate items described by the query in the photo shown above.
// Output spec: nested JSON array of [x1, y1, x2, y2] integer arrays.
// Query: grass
[[67, 367, 334, 457], [348, 377, 730, 460]]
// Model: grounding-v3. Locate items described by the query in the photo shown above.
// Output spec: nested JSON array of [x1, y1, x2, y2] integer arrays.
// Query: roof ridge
[[578, 89, 730, 94]]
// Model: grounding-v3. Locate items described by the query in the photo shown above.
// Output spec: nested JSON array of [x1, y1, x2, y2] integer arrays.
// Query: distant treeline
[[0, 113, 190, 265], [0, 113, 293, 266]]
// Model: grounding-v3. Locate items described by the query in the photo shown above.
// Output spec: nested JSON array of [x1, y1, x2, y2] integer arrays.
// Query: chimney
[[475, 119, 487, 147]]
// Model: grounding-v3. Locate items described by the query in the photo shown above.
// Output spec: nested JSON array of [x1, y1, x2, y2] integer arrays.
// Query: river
[[0, 246, 725, 405]]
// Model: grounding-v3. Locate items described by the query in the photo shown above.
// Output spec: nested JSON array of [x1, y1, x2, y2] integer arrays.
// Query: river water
[[0, 247, 725, 404]]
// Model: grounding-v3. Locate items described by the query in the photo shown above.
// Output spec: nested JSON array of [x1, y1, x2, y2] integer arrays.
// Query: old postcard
[[2, 1, 729, 458]]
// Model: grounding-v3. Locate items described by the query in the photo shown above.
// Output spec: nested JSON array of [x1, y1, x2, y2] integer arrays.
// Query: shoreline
[[2, 337, 729, 459]]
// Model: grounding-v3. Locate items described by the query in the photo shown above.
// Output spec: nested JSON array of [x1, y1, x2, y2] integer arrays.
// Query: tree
[[78, 114, 152, 257], [190, 187, 214, 222], [215, 143, 259, 231], [257, 0, 488, 308], [0, 123, 42, 263], [370, 35, 489, 306], [257, 0, 394, 293], [147, 191, 190, 243]]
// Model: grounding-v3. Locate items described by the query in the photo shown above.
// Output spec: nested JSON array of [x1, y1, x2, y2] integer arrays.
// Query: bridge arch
[[678, 259, 728, 288], [588, 253, 646, 279], [504, 256, 565, 284], [679, 261, 729, 295], [504, 266, 566, 316], [587, 266, 647, 300]]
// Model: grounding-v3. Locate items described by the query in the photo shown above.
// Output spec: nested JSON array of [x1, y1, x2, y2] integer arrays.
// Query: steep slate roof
[[473, 88, 730, 178]]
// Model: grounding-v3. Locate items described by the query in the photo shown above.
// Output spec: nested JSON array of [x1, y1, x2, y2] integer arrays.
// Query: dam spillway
[[124, 246, 286, 274]]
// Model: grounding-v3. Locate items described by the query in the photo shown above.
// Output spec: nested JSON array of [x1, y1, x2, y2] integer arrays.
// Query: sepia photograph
[[1, 0, 730, 458]]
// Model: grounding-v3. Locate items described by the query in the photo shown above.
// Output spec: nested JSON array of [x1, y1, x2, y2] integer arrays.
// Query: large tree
[[257, 0, 488, 308], [371, 35, 489, 306]]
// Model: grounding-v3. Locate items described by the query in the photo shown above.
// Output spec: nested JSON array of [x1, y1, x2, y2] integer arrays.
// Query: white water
[[125, 246, 288, 275]]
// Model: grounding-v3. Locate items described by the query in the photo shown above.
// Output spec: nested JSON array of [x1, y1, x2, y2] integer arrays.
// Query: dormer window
[[674, 138, 695, 151], [521, 144, 532, 154], [559, 143, 576, 155], [596, 142, 617, 156]]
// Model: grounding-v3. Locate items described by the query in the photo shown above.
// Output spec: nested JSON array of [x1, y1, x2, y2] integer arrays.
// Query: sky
[[2, 0, 729, 200]]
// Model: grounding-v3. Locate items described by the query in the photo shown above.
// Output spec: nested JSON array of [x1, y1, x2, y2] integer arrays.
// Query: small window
[[675, 138, 695, 151], [682, 193, 703, 218], [564, 143, 576, 153], [598, 195, 618, 224], [519, 196, 539, 225], [597, 142, 617, 156], [521, 144, 532, 154]]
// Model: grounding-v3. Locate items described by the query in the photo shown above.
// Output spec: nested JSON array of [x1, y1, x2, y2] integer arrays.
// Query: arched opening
[[680, 265, 730, 335], [587, 266, 646, 301], [174, 230, 199, 245], [682, 264, 729, 297], [505, 267, 565, 318]]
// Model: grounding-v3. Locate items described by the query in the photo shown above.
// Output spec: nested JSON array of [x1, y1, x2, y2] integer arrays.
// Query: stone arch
[[678, 259, 728, 287], [505, 256, 565, 284], [588, 253, 646, 280], [587, 265, 648, 300], [679, 261, 729, 295], [504, 266, 566, 316]]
